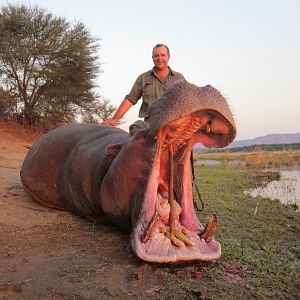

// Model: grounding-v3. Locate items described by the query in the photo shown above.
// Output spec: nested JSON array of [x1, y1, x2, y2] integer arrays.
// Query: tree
[[0, 88, 17, 121], [0, 4, 114, 128], [81, 96, 117, 124]]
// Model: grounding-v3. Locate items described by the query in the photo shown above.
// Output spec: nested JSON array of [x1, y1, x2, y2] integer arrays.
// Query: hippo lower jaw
[[131, 112, 223, 263]]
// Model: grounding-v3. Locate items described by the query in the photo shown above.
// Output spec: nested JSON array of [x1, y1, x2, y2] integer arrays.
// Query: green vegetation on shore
[[155, 165, 300, 299]]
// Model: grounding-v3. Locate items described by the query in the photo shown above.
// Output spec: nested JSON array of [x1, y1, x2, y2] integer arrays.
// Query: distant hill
[[229, 133, 300, 148], [194, 133, 300, 151]]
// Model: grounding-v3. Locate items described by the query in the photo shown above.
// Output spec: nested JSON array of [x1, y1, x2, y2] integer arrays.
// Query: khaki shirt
[[125, 67, 185, 118]]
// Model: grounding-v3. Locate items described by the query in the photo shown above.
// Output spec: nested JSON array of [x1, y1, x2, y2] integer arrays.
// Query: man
[[102, 44, 185, 126]]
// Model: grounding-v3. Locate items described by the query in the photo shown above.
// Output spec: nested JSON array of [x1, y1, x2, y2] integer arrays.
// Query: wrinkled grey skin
[[148, 81, 236, 146], [20, 81, 236, 263]]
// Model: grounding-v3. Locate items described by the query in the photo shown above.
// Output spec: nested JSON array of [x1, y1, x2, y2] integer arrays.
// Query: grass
[[143, 164, 300, 299], [185, 165, 300, 299], [194, 149, 300, 168]]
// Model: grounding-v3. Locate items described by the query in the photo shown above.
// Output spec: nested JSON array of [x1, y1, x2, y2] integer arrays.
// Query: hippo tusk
[[199, 214, 218, 242], [141, 212, 161, 243]]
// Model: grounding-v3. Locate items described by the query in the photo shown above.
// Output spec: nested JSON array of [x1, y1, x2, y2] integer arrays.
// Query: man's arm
[[102, 98, 133, 126]]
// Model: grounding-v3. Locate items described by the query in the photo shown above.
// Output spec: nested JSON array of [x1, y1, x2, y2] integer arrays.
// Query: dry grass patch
[[195, 150, 300, 168]]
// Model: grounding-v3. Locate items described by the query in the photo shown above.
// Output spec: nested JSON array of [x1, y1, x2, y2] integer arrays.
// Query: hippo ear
[[129, 120, 150, 136], [106, 144, 122, 157]]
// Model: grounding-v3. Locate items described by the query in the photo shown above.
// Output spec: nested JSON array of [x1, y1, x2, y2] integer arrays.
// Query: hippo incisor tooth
[[164, 229, 195, 247], [175, 231, 195, 247], [165, 231, 184, 247], [181, 227, 190, 235]]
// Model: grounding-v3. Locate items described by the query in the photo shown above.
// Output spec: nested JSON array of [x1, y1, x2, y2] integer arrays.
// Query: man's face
[[152, 46, 170, 71]]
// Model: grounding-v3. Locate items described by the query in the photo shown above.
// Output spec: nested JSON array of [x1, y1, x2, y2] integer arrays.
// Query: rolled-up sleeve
[[125, 75, 143, 105]]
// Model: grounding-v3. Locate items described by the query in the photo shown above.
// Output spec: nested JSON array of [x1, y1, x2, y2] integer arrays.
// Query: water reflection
[[197, 159, 246, 167], [245, 167, 300, 211], [197, 159, 221, 166]]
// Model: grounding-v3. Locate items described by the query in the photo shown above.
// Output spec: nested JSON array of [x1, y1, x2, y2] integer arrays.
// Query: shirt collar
[[151, 66, 175, 77]]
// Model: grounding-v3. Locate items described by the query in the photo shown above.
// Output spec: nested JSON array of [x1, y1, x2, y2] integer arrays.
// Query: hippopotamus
[[20, 81, 236, 263]]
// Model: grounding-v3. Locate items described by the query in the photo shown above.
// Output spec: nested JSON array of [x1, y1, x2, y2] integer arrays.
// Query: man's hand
[[101, 98, 133, 127], [101, 118, 117, 126]]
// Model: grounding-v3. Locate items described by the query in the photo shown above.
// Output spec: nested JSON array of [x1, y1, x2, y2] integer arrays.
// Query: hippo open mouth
[[132, 111, 228, 263], [20, 81, 236, 264]]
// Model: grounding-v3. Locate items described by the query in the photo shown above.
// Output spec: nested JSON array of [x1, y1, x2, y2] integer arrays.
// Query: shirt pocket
[[142, 82, 154, 100]]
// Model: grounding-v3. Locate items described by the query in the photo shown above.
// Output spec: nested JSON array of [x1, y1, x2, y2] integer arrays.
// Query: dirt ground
[[0, 122, 176, 300]]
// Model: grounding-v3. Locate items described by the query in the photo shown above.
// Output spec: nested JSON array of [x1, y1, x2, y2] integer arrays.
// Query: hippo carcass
[[20, 81, 236, 263]]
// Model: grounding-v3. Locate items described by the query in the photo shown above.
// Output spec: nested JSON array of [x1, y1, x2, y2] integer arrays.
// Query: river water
[[245, 167, 300, 211], [198, 160, 300, 211]]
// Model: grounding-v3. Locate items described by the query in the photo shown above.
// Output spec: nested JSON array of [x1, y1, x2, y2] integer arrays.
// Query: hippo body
[[21, 81, 237, 263], [21, 125, 128, 216]]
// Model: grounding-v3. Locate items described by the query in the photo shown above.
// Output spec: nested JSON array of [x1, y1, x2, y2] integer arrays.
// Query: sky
[[2, 0, 300, 140]]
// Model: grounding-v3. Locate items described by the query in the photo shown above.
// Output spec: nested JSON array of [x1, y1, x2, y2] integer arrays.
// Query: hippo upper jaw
[[130, 111, 230, 263]]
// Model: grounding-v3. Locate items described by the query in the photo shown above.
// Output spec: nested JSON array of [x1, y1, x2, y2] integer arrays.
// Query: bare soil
[[0, 122, 169, 300]]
